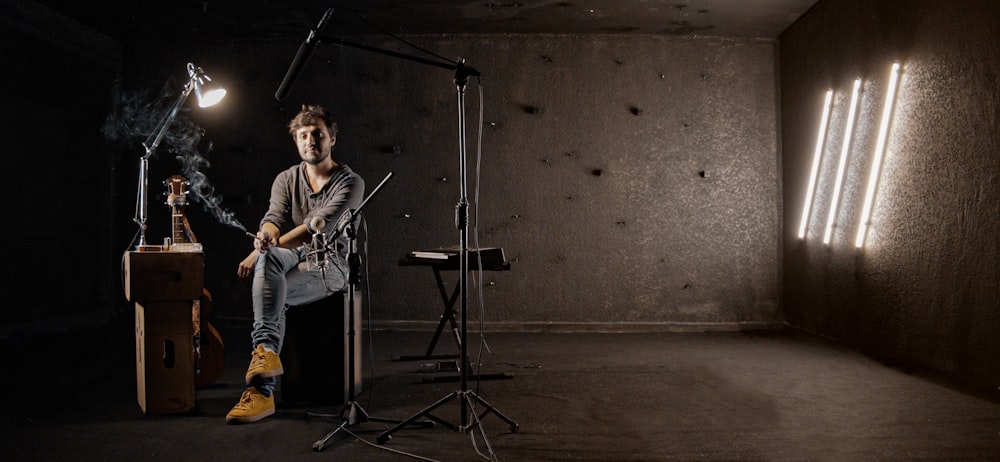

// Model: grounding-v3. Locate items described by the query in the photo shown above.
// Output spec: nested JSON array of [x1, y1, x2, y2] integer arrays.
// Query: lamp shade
[[195, 82, 226, 108], [188, 62, 226, 108]]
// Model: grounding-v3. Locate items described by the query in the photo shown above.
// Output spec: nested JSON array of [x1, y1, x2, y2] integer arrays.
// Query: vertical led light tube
[[823, 78, 862, 245], [855, 62, 901, 248], [797, 89, 834, 239]]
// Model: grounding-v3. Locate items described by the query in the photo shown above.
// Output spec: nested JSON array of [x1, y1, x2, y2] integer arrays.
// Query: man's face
[[294, 124, 335, 165]]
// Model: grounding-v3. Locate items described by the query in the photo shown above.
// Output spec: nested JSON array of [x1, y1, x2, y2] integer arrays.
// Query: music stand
[[289, 7, 519, 452]]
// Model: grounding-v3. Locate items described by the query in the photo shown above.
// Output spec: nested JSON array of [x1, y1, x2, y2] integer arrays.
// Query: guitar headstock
[[165, 175, 189, 208]]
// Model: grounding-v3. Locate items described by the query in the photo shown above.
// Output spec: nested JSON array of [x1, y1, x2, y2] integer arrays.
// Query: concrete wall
[[114, 33, 782, 331], [779, 0, 1000, 390]]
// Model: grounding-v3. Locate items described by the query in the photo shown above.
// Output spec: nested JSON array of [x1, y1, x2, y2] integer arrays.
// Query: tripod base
[[310, 401, 434, 452], [376, 390, 518, 445]]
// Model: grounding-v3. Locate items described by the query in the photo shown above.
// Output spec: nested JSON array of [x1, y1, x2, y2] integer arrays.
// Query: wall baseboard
[[367, 320, 787, 333]]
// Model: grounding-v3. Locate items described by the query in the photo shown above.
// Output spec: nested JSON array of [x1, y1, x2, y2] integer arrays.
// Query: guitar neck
[[171, 207, 189, 244]]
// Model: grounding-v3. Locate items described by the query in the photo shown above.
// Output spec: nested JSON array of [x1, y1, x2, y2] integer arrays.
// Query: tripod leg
[[313, 419, 349, 451], [311, 401, 365, 452], [461, 392, 499, 459], [377, 391, 460, 444], [467, 391, 519, 432]]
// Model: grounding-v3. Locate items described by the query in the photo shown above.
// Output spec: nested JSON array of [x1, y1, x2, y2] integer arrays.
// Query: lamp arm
[[142, 77, 196, 159], [132, 72, 197, 249]]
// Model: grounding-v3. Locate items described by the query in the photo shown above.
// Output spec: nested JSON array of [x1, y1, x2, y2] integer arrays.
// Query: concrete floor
[[5, 320, 1000, 461]]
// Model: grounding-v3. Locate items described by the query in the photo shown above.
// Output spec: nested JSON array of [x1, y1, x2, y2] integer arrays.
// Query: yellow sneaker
[[225, 387, 275, 424], [245, 344, 283, 385]]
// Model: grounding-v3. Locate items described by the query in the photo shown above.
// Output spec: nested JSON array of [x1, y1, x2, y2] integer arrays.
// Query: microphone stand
[[309, 209, 370, 451], [310, 172, 431, 451], [283, 9, 518, 455], [307, 27, 519, 448], [373, 63, 517, 449]]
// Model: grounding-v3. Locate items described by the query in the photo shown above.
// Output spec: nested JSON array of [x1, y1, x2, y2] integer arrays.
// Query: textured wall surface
[[780, 0, 999, 390], [115, 33, 782, 330]]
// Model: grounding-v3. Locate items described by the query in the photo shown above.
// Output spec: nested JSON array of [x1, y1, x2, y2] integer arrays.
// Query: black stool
[[279, 290, 361, 405]]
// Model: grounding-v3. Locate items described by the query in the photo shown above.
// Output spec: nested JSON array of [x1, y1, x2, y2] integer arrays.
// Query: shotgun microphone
[[275, 8, 334, 101]]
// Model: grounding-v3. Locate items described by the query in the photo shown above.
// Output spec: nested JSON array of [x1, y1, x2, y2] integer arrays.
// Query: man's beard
[[303, 148, 329, 164]]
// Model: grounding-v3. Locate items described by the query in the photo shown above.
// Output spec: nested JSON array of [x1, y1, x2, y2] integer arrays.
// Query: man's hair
[[288, 104, 337, 137]]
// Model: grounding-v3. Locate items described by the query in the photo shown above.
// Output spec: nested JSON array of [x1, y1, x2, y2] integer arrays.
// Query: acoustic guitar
[[165, 175, 225, 389]]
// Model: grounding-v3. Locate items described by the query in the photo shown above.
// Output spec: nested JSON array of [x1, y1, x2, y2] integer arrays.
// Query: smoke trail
[[104, 77, 248, 233]]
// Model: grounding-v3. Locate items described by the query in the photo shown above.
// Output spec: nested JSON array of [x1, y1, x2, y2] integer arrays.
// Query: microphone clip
[[307, 230, 329, 271], [306, 216, 329, 271]]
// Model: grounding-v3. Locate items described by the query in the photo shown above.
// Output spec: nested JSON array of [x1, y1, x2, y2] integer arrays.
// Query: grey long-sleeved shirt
[[260, 162, 365, 257]]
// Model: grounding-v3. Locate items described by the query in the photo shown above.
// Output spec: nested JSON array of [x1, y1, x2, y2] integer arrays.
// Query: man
[[226, 104, 365, 424]]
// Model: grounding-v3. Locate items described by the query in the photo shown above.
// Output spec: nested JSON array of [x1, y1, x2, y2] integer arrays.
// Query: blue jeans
[[250, 245, 347, 396]]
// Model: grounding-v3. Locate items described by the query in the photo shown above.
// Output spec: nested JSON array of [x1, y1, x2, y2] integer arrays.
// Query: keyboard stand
[[393, 250, 514, 382], [392, 263, 463, 361]]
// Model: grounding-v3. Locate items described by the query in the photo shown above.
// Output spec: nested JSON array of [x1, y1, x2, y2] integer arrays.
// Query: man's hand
[[237, 250, 258, 282], [255, 229, 277, 253], [237, 225, 279, 282]]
